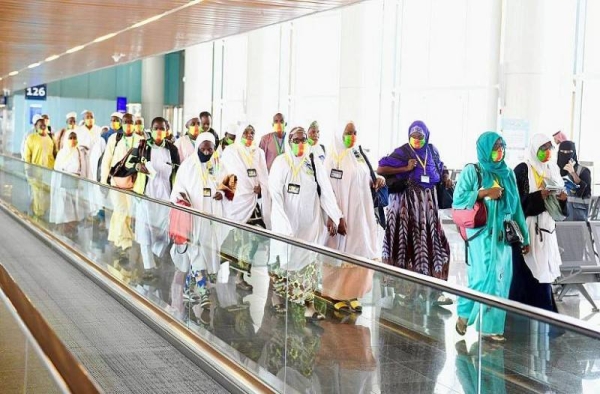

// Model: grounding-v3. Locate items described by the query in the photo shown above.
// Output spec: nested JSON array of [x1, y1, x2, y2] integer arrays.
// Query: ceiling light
[[45, 54, 60, 62], [94, 32, 118, 43], [187, 0, 203, 5], [28, 62, 41, 69], [8, 71, 18, 76], [131, 14, 164, 29], [66, 45, 85, 54]]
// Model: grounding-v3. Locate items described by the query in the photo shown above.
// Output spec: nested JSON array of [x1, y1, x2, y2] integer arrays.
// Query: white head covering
[[66, 112, 77, 120], [225, 123, 238, 136], [527, 133, 564, 187], [196, 132, 216, 146], [32, 114, 43, 125], [81, 110, 93, 117], [111, 112, 123, 120], [332, 120, 358, 154], [185, 117, 199, 129]]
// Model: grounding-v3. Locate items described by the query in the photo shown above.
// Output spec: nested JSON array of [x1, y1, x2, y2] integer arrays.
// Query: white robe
[[325, 145, 380, 260], [169, 152, 225, 275], [268, 151, 342, 271], [174, 134, 196, 163], [220, 142, 271, 229], [75, 124, 105, 181], [76, 124, 106, 214], [523, 161, 564, 283], [49, 147, 88, 224], [135, 144, 173, 269]]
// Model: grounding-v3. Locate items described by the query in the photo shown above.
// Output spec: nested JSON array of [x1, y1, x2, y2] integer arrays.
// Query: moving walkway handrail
[[3, 153, 600, 340], [0, 263, 102, 393]]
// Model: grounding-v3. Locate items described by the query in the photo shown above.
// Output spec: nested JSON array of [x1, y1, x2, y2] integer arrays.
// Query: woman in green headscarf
[[453, 131, 530, 343]]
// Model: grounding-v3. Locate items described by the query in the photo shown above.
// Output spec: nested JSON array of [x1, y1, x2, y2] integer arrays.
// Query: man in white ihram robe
[[169, 132, 227, 318], [76, 110, 106, 215], [49, 132, 89, 231]]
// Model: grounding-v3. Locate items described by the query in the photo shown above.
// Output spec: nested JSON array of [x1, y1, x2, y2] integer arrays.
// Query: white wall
[[181, 0, 596, 173]]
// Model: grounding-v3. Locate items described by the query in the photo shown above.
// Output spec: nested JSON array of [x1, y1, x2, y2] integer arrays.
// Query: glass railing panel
[[0, 289, 66, 393], [1, 154, 600, 393]]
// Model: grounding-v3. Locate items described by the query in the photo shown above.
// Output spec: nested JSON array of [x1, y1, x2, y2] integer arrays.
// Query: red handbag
[[452, 164, 487, 241], [169, 199, 193, 245]]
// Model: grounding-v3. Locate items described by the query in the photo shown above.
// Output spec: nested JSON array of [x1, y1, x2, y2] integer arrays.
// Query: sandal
[[433, 295, 453, 306], [455, 318, 467, 336], [348, 299, 363, 313], [483, 335, 506, 343], [305, 312, 325, 321], [333, 301, 352, 313]]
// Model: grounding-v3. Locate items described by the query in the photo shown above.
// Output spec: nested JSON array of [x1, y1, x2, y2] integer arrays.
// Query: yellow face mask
[[135, 124, 144, 134], [188, 125, 200, 137], [85, 118, 94, 127], [153, 130, 167, 140], [111, 121, 121, 131]]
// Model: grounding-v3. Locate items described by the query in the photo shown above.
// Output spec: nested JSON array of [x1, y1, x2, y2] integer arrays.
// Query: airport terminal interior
[[1, 0, 600, 393]]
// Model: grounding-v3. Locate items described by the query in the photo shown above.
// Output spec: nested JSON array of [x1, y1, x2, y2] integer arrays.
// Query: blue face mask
[[198, 150, 212, 163]]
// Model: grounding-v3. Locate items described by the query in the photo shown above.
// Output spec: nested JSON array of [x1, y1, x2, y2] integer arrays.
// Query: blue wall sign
[[25, 84, 47, 101], [116, 97, 127, 113]]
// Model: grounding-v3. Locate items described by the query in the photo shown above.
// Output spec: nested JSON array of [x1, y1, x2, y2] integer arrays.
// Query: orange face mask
[[188, 125, 200, 137]]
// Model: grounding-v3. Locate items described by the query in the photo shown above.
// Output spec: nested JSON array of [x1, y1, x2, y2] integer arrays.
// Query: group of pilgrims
[[21, 110, 591, 341]]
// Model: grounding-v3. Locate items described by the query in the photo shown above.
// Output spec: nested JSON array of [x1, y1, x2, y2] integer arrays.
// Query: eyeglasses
[[291, 138, 307, 144], [539, 145, 554, 152]]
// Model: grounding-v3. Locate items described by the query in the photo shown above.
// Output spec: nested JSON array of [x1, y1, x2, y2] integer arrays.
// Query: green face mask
[[343, 134, 356, 148], [307, 137, 316, 146], [537, 149, 550, 162], [241, 137, 252, 147], [225, 137, 234, 145], [291, 142, 306, 157]]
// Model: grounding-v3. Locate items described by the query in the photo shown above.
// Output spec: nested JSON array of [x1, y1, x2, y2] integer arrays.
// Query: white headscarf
[[196, 132, 216, 147], [526, 133, 564, 191]]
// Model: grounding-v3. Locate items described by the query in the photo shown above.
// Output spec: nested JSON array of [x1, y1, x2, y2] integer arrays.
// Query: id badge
[[203, 188, 212, 197], [421, 175, 430, 183], [330, 169, 343, 179], [247, 168, 257, 178], [287, 183, 301, 195]]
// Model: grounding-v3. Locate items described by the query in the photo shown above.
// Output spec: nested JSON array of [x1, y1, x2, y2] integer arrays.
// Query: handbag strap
[[309, 153, 321, 198], [358, 145, 377, 183]]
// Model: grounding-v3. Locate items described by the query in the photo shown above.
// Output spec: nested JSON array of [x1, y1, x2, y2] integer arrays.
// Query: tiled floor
[[1, 168, 600, 393]]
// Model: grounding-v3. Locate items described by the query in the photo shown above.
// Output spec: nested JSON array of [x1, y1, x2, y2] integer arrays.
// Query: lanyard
[[197, 161, 211, 185], [284, 154, 308, 182], [409, 146, 428, 170], [238, 145, 254, 168], [331, 148, 351, 169], [532, 167, 546, 189], [123, 135, 134, 150], [274, 134, 285, 155]]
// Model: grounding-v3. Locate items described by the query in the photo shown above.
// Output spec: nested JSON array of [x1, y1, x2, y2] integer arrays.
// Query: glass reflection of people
[[510, 134, 566, 314], [315, 319, 377, 394], [169, 132, 224, 319], [377, 120, 452, 305], [268, 126, 342, 321], [23, 114, 55, 219], [100, 113, 144, 272], [50, 131, 88, 237], [455, 341, 507, 394], [219, 124, 271, 291], [453, 132, 530, 343], [323, 121, 383, 313], [132, 117, 180, 282]]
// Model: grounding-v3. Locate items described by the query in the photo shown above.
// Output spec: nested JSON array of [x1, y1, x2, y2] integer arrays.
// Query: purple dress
[[378, 121, 450, 279]]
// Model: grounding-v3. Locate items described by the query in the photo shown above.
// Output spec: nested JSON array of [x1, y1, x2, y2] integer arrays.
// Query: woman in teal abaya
[[452, 132, 530, 343]]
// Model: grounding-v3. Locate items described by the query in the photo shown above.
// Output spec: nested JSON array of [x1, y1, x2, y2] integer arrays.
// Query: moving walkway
[[1, 154, 600, 393]]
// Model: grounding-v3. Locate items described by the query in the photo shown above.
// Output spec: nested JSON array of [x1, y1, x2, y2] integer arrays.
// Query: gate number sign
[[25, 84, 47, 100]]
